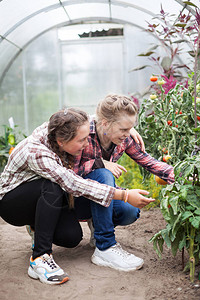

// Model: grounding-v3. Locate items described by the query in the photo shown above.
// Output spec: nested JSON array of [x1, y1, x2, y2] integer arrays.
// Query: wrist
[[124, 189, 129, 203], [121, 190, 125, 201]]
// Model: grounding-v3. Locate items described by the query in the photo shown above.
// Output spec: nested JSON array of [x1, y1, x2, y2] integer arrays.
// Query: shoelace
[[113, 243, 132, 258], [42, 255, 58, 270]]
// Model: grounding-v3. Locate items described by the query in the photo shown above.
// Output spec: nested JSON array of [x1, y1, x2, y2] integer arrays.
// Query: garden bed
[[0, 208, 199, 300]]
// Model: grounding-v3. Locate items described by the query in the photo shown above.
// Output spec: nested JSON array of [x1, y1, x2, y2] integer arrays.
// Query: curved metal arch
[[0, 16, 147, 85], [0, 0, 157, 43], [175, 0, 197, 14], [0, 0, 196, 85], [0, 12, 187, 86], [1, 0, 196, 43], [0, 0, 160, 84]]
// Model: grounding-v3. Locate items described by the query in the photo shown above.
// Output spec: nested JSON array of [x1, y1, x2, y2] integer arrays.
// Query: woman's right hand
[[127, 189, 155, 209]]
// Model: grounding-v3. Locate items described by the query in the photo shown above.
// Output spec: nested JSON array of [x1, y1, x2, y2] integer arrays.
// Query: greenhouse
[[1, 0, 200, 299], [0, 0, 198, 133]]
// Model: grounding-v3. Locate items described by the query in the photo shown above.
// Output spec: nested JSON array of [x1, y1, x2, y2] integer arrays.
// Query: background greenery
[[116, 153, 162, 208]]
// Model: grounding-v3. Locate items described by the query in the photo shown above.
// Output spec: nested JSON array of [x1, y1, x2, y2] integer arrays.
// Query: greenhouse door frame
[[57, 35, 127, 110]]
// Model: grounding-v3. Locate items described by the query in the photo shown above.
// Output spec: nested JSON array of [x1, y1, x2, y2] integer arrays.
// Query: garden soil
[[0, 208, 200, 300]]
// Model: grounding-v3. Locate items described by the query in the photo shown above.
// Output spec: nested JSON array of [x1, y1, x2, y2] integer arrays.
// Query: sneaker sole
[[28, 266, 69, 285], [91, 255, 144, 272]]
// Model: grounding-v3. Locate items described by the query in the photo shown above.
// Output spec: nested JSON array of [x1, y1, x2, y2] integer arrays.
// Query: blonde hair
[[96, 94, 138, 123]]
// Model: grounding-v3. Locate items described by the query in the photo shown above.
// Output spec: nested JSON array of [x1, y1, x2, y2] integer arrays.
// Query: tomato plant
[[150, 156, 200, 283], [137, 70, 200, 282], [137, 83, 199, 168]]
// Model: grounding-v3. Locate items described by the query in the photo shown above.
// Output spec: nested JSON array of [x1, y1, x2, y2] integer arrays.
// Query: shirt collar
[[90, 119, 97, 135]]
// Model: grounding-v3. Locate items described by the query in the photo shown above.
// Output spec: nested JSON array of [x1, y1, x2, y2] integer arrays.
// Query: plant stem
[[189, 226, 196, 282], [182, 247, 185, 270], [193, 25, 200, 142]]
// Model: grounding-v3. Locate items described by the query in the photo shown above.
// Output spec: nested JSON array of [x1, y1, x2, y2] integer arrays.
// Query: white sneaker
[[91, 243, 144, 272], [87, 218, 96, 248], [28, 253, 69, 285]]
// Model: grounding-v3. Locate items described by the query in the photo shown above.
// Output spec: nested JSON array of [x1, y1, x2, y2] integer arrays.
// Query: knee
[[54, 227, 83, 248], [87, 168, 115, 187], [42, 179, 63, 195], [125, 207, 140, 225], [41, 179, 64, 206], [116, 206, 140, 226]]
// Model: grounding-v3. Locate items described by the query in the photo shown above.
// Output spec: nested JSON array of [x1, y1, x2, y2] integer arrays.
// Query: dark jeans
[[0, 178, 84, 259]]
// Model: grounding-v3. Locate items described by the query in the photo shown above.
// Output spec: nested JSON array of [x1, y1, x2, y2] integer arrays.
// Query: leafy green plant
[[0, 124, 24, 172], [133, 2, 200, 284], [150, 155, 200, 282], [137, 81, 200, 168]]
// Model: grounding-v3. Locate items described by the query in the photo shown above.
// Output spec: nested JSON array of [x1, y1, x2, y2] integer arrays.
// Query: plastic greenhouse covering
[[0, 0, 199, 134]]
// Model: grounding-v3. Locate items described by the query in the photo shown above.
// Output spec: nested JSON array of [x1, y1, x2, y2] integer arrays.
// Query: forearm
[[113, 188, 124, 200]]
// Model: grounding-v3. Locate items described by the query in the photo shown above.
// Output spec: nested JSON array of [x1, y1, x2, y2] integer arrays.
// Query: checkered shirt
[[0, 122, 114, 207], [73, 120, 174, 184]]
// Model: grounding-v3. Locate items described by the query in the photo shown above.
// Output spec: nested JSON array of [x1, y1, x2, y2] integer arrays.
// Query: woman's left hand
[[102, 160, 127, 178], [130, 128, 145, 152]]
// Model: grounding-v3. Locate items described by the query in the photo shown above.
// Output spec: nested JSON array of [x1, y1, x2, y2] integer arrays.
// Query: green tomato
[[157, 79, 166, 85], [146, 115, 154, 122], [196, 97, 200, 103], [8, 133, 15, 145], [150, 94, 157, 100]]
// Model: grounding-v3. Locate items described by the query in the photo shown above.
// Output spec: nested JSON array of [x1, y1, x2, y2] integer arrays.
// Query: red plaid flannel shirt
[[73, 120, 174, 184]]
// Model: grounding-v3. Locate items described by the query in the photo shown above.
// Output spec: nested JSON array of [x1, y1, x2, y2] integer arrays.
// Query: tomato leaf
[[169, 196, 179, 215], [192, 127, 200, 132], [161, 228, 171, 248], [129, 65, 150, 72], [194, 209, 200, 216], [181, 211, 193, 221], [190, 216, 200, 229], [183, 1, 197, 7], [187, 193, 200, 209]]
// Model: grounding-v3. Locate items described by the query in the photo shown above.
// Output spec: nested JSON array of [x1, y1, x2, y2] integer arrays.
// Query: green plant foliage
[[116, 153, 162, 208], [0, 125, 25, 172], [137, 82, 200, 167], [149, 156, 200, 282], [137, 75, 200, 282]]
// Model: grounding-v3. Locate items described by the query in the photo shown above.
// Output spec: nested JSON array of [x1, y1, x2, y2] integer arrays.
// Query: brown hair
[[48, 108, 88, 208], [96, 94, 138, 123]]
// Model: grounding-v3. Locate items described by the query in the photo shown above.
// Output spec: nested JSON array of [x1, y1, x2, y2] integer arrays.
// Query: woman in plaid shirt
[[73, 94, 174, 272], [0, 108, 154, 285]]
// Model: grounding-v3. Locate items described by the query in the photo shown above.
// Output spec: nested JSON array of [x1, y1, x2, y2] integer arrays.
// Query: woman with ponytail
[[0, 107, 154, 285]]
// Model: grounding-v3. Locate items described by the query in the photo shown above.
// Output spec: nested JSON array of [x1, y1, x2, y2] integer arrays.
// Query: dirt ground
[[0, 208, 200, 300]]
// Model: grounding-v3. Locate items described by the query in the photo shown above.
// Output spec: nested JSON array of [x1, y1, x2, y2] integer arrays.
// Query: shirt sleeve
[[27, 147, 115, 207], [125, 137, 175, 184]]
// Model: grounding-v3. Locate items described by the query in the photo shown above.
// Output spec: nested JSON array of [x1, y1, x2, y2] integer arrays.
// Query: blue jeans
[[75, 169, 140, 251]]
